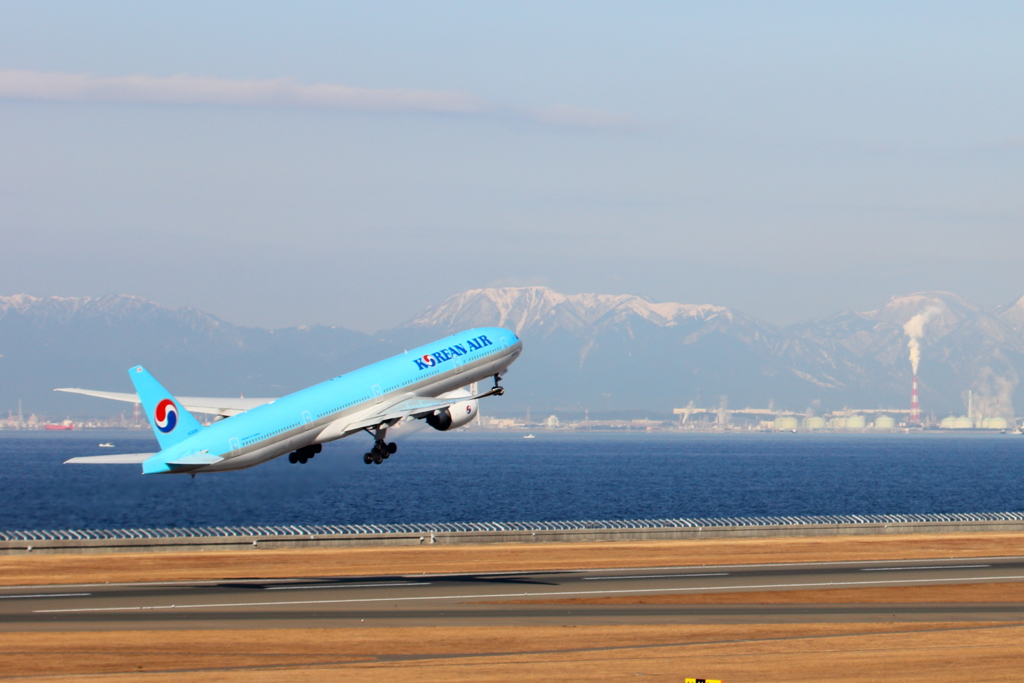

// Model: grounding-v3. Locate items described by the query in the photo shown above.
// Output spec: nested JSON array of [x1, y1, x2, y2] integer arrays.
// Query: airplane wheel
[[288, 453, 297, 464], [373, 452, 383, 465], [387, 442, 398, 454], [363, 453, 373, 465], [299, 455, 308, 464]]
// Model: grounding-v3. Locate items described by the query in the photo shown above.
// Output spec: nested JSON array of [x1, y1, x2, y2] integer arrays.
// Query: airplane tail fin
[[128, 366, 204, 449]]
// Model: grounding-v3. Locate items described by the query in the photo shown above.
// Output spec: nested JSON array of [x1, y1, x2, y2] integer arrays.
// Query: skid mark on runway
[[32, 573, 1024, 614]]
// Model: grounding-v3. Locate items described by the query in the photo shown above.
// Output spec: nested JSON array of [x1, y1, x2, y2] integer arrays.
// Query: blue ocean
[[2, 430, 1023, 531]]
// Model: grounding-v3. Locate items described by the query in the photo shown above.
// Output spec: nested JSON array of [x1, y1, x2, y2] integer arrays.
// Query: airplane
[[59, 327, 522, 474]]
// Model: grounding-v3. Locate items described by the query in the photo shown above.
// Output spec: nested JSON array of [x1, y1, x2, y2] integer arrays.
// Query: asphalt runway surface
[[5, 556, 1024, 631]]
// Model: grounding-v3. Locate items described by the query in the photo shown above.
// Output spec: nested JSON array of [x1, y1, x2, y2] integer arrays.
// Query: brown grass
[[6, 536, 1024, 679], [4, 623, 1024, 682], [484, 581, 1024, 605], [7, 535, 1024, 681], [5, 531, 1024, 587]]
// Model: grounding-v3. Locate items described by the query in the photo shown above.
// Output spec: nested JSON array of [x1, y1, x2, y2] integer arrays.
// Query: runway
[[6, 555, 1024, 631]]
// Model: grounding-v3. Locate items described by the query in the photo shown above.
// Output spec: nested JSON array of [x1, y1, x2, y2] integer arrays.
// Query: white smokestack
[[903, 306, 941, 375]]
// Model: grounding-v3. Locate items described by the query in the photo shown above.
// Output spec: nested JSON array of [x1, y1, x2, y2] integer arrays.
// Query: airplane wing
[[317, 384, 503, 441], [55, 388, 275, 418], [166, 453, 223, 466], [345, 395, 460, 431], [65, 453, 156, 464]]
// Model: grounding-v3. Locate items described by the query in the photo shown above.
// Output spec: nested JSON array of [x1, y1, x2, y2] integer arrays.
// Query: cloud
[[0, 69, 492, 114], [528, 104, 637, 130], [0, 69, 634, 129]]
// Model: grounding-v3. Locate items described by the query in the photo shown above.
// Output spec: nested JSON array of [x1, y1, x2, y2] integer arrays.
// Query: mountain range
[[2, 287, 1023, 419]]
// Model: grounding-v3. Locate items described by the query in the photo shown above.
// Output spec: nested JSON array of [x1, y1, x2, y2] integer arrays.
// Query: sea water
[[1, 430, 1023, 531]]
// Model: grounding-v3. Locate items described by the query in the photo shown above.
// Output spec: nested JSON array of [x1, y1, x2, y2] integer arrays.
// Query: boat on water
[[44, 424, 74, 431], [98, 443, 115, 448], [523, 434, 535, 439]]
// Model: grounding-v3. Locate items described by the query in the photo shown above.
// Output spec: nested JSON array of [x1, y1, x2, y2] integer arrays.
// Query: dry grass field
[[5, 532, 1024, 681], [4, 531, 1024, 586], [4, 622, 1024, 682]]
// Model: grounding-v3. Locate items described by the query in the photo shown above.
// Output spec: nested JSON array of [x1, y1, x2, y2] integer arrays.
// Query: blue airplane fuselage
[[141, 327, 522, 473]]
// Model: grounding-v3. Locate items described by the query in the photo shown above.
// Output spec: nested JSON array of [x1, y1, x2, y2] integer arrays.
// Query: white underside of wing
[[352, 395, 452, 430], [166, 453, 223, 466], [65, 453, 156, 464], [55, 388, 276, 417], [174, 397, 273, 417], [316, 389, 478, 442]]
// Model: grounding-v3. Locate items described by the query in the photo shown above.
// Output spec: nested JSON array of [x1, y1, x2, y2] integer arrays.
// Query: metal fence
[[3, 510, 1024, 542]]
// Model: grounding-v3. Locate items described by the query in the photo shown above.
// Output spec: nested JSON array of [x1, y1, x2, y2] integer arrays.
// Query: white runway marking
[[584, 573, 729, 581], [266, 582, 430, 590], [860, 565, 990, 572], [33, 574, 1024, 614], [0, 593, 90, 600]]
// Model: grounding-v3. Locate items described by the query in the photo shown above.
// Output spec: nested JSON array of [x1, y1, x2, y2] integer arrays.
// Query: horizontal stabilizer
[[55, 388, 275, 417], [166, 453, 223, 466], [65, 453, 155, 464]]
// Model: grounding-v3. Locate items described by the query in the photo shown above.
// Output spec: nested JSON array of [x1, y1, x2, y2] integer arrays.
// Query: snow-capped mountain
[[3, 288, 1024, 418], [0, 294, 373, 416], [406, 286, 733, 336], [403, 287, 1024, 416], [994, 294, 1024, 333], [788, 291, 1023, 415]]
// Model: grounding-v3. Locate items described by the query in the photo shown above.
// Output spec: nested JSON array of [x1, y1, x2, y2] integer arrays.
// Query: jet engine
[[425, 390, 478, 431]]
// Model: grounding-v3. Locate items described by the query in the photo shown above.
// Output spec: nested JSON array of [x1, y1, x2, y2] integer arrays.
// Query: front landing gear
[[363, 425, 397, 465]]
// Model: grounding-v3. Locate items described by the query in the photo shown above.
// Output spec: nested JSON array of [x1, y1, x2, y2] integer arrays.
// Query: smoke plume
[[903, 306, 941, 375], [716, 396, 730, 426], [971, 367, 1017, 422]]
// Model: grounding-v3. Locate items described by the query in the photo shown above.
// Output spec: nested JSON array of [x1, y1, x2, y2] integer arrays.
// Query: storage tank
[[953, 416, 973, 429], [982, 417, 1008, 430], [775, 416, 799, 431], [803, 416, 825, 430], [846, 415, 867, 429], [873, 415, 896, 429], [940, 416, 956, 429], [829, 417, 847, 429]]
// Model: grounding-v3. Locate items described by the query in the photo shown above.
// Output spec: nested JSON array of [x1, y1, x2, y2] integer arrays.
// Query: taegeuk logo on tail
[[154, 398, 178, 433]]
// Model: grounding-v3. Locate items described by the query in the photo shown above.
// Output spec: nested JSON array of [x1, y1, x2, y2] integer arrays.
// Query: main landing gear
[[363, 440, 397, 465], [363, 424, 397, 465], [288, 444, 321, 464]]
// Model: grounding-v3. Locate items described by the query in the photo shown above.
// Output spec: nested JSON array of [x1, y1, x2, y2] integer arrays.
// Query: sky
[[1, 1, 1023, 332]]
